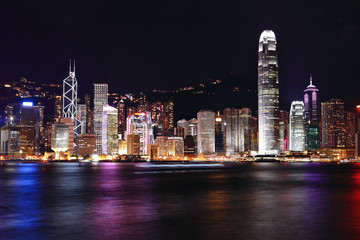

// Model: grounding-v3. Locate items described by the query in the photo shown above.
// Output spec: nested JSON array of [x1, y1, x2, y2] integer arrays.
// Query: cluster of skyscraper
[[1, 30, 360, 160]]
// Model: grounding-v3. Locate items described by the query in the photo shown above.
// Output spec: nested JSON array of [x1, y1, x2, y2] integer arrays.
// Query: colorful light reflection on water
[[1, 162, 360, 239]]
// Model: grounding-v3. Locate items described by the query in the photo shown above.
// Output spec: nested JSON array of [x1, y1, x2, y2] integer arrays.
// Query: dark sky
[[1, 0, 359, 110]]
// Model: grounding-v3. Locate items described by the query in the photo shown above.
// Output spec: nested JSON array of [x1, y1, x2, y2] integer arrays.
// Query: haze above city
[[1, 0, 359, 110]]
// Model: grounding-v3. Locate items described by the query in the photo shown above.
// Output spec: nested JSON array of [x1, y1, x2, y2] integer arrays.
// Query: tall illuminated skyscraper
[[94, 83, 108, 154], [197, 110, 215, 155], [304, 74, 320, 150], [258, 30, 279, 154], [102, 105, 118, 155], [62, 60, 81, 136], [289, 101, 306, 151]]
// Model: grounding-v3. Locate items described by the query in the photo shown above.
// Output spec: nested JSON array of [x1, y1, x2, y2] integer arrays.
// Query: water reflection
[[2, 163, 360, 239]]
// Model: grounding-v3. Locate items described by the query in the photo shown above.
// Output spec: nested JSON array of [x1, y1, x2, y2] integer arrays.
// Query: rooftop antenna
[[73, 59, 76, 75], [69, 59, 72, 75], [310, 73, 313, 86]]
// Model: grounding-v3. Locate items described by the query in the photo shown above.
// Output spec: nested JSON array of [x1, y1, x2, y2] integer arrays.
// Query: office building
[[304, 74, 320, 150], [117, 99, 126, 139], [51, 123, 69, 153], [197, 110, 215, 155], [102, 105, 118, 155], [215, 112, 224, 153], [126, 112, 153, 155], [258, 30, 279, 154], [321, 99, 345, 148], [289, 101, 306, 151], [0, 126, 21, 157], [167, 137, 184, 156], [60, 118, 74, 153], [279, 110, 289, 151], [94, 83, 108, 154]]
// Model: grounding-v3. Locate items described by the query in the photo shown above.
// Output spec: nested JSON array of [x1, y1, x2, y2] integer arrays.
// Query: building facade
[[197, 110, 215, 155], [321, 99, 345, 148], [289, 101, 306, 151], [258, 30, 280, 155], [102, 105, 118, 155], [94, 83, 108, 154]]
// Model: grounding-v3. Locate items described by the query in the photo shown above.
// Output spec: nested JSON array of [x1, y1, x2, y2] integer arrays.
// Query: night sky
[[1, 0, 359, 110]]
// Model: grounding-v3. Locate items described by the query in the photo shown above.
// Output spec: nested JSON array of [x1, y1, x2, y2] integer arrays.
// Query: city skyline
[[0, 1, 359, 111]]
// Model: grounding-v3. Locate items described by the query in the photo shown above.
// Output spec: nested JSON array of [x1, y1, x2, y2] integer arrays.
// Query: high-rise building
[[345, 111, 355, 148], [177, 119, 188, 136], [289, 101, 306, 151], [355, 106, 360, 157], [85, 94, 92, 134], [117, 99, 126, 139], [0, 126, 21, 157], [304, 74, 320, 126], [53, 95, 62, 123], [94, 83, 108, 154], [307, 125, 320, 150], [102, 105, 118, 155], [239, 108, 252, 152], [279, 110, 289, 151], [51, 123, 69, 153], [127, 134, 140, 155], [223, 108, 238, 156], [215, 112, 224, 153], [126, 112, 153, 155], [197, 110, 215, 155], [321, 99, 345, 148], [258, 30, 279, 155], [62, 60, 81, 136], [187, 118, 197, 136], [251, 116, 258, 151], [304, 74, 320, 150], [60, 118, 74, 154], [77, 104, 87, 134], [223, 108, 252, 155]]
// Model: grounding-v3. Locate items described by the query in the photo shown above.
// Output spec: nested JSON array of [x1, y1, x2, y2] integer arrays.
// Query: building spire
[[73, 59, 76, 74], [69, 59, 72, 75], [310, 73, 313, 86]]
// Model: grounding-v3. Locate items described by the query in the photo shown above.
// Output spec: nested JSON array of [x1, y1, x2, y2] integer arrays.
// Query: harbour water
[[1, 162, 360, 239]]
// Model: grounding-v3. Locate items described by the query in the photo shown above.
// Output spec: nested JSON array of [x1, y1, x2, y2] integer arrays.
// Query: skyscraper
[[304, 74, 320, 150], [279, 110, 289, 151], [102, 105, 118, 155], [215, 112, 224, 153], [117, 99, 126, 139], [62, 60, 81, 136], [223, 108, 238, 156], [94, 83, 108, 154], [258, 30, 279, 155], [84, 94, 93, 134], [223, 108, 252, 155], [344, 111, 355, 148], [304, 74, 320, 126], [126, 112, 153, 155], [289, 101, 306, 151], [197, 110, 215, 155], [321, 99, 345, 148]]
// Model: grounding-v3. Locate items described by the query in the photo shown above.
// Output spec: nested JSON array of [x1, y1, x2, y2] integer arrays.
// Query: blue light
[[22, 102, 33, 107]]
